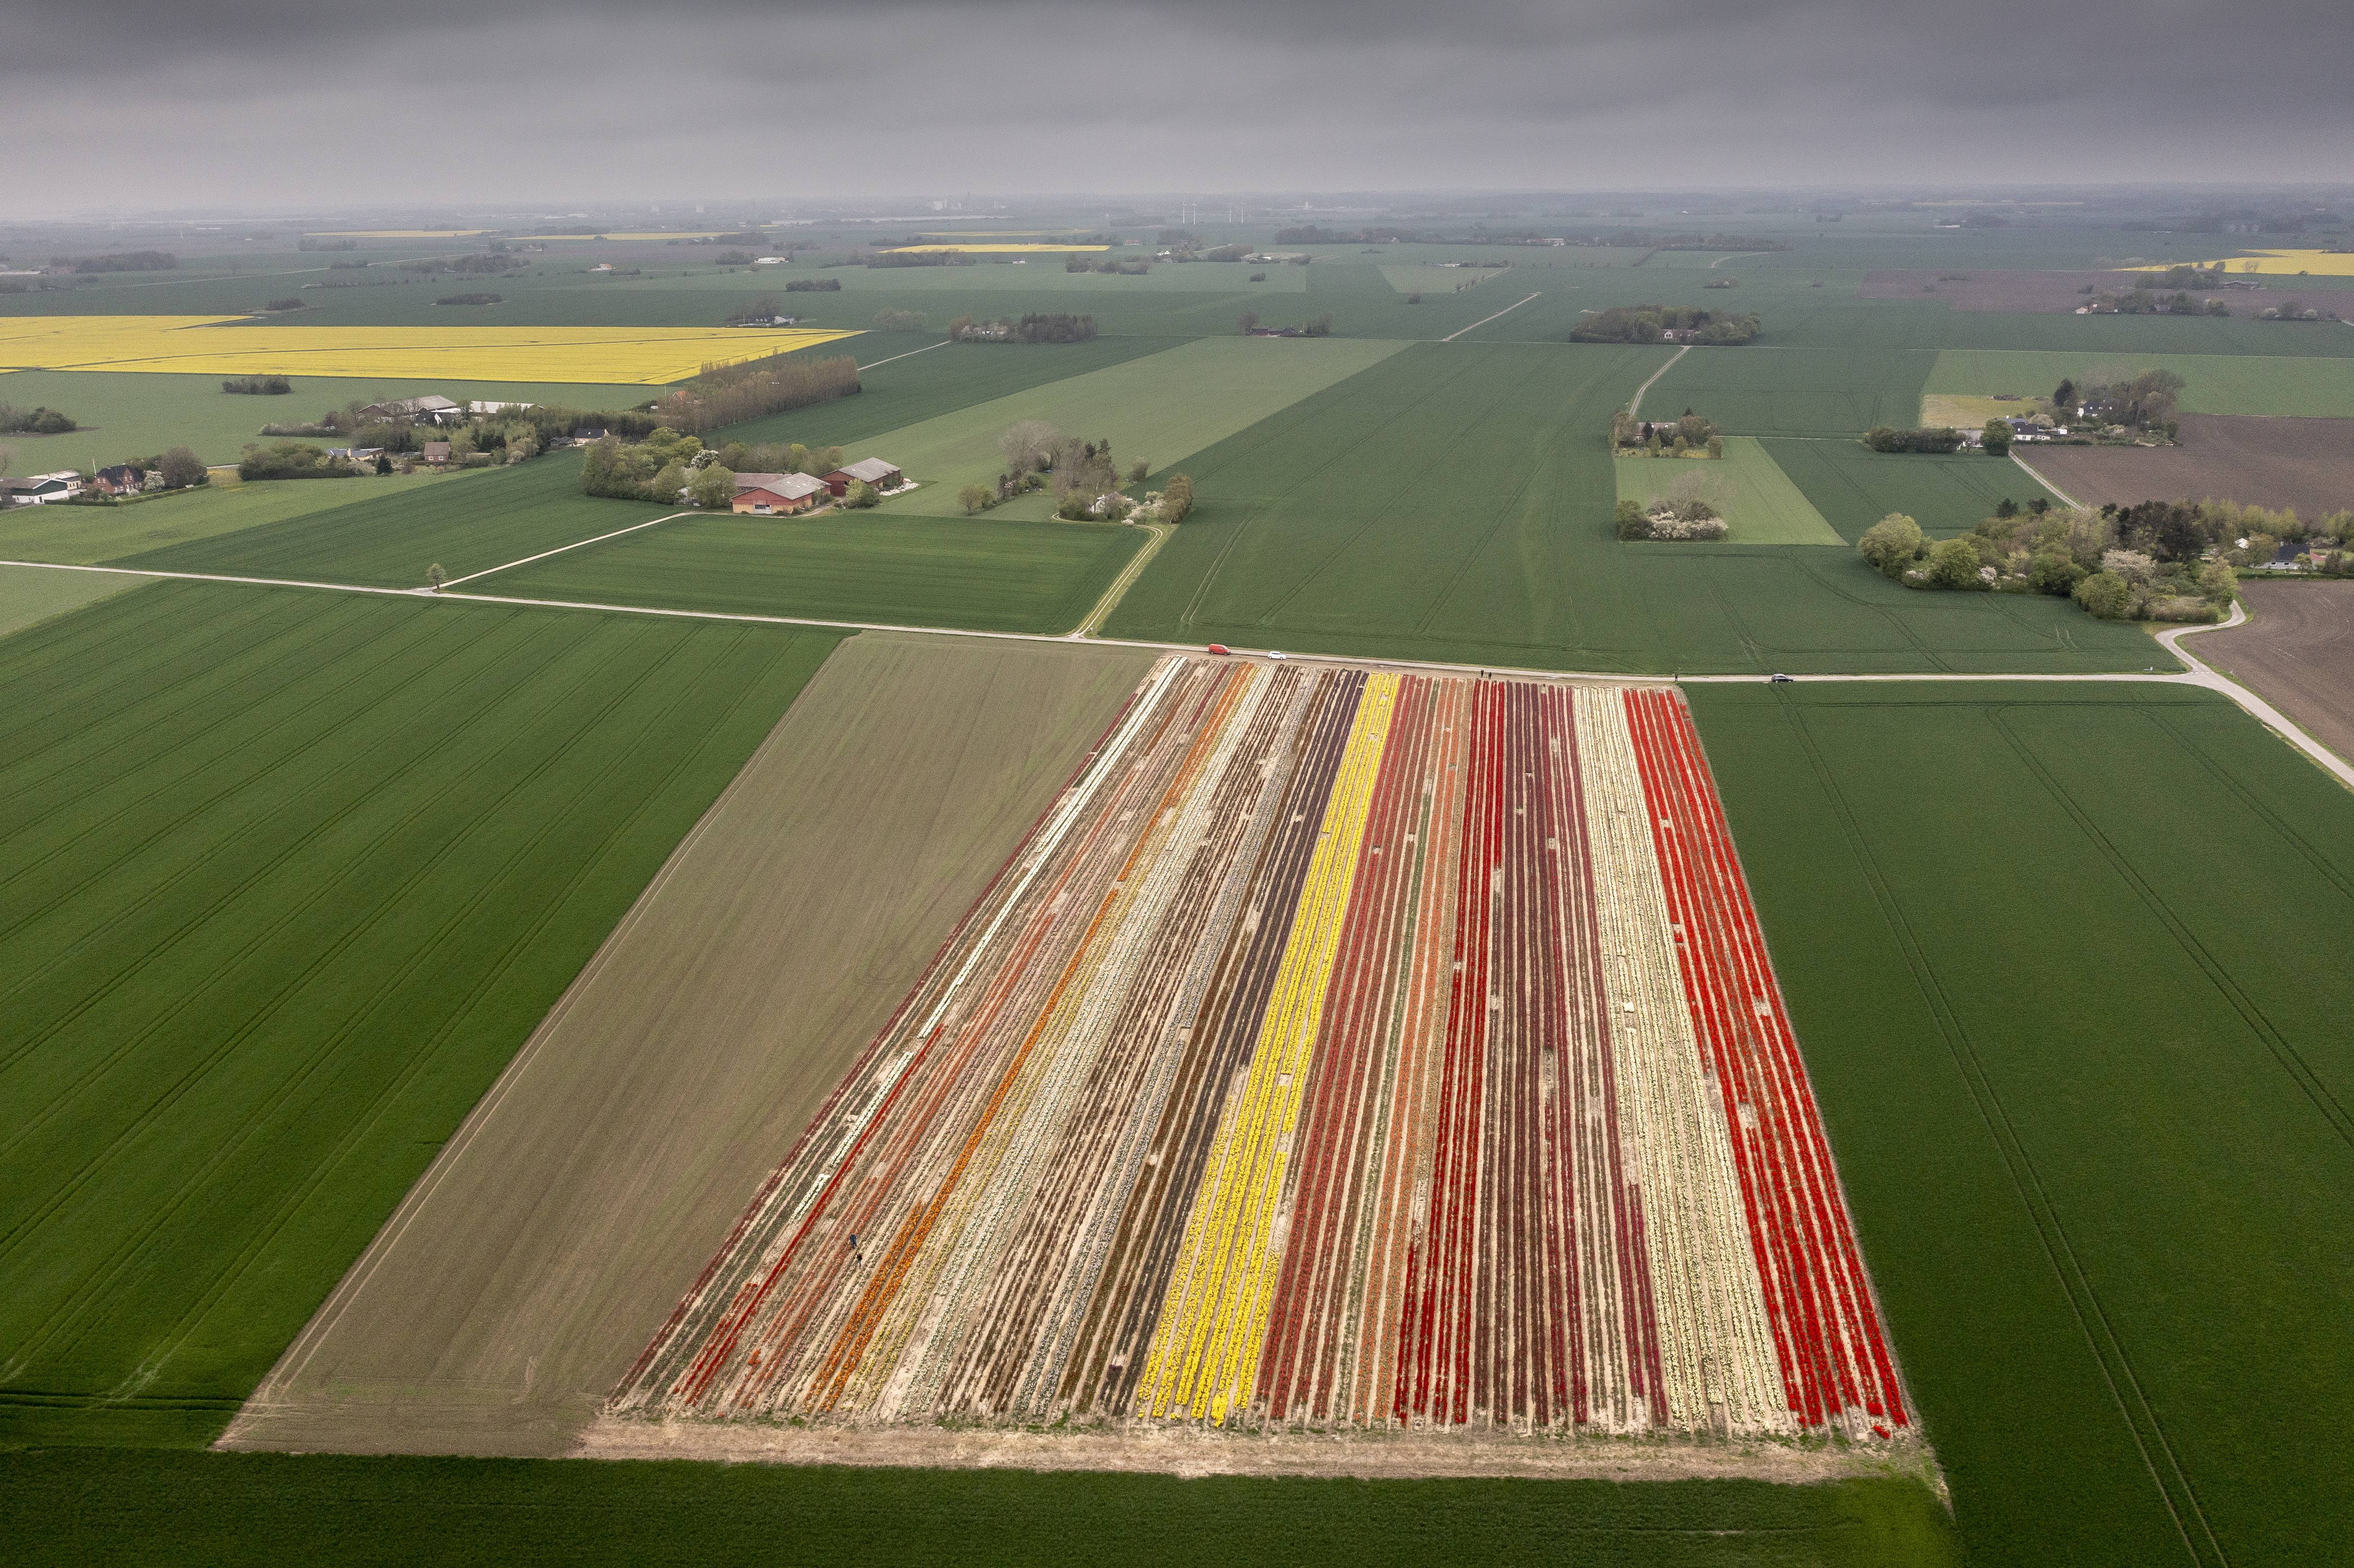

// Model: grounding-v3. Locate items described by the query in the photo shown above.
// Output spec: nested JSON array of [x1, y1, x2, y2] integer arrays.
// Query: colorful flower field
[[611, 657, 1908, 1445]]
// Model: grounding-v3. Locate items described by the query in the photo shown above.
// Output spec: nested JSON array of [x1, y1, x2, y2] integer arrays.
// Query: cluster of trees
[[950, 313, 1098, 344], [783, 277, 840, 292], [237, 442, 363, 481], [2259, 299, 2339, 322], [2082, 287, 2227, 317], [434, 292, 503, 306], [1615, 472, 1728, 539], [0, 404, 77, 434], [710, 439, 844, 479], [400, 253, 521, 276], [1235, 312, 1335, 337], [1067, 254, 1151, 274], [259, 297, 306, 312], [56, 251, 174, 273], [222, 376, 293, 395], [581, 427, 715, 503], [1571, 305, 1760, 346], [2057, 370, 2184, 431], [1611, 409, 1721, 456], [873, 309, 928, 331], [1864, 426, 1967, 453], [1856, 499, 2264, 621], [725, 295, 792, 324], [654, 351, 859, 435], [711, 251, 758, 266]]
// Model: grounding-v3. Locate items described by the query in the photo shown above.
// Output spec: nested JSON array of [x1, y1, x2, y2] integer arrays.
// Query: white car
[[1267, 650, 1287, 660]]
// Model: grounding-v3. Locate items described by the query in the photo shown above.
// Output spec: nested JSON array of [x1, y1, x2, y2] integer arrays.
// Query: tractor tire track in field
[[609, 658, 1913, 1468], [1771, 694, 2218, 1568]]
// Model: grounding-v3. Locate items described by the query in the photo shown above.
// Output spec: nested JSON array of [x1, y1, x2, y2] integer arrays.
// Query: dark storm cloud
[[9, 1, 2352, 209]]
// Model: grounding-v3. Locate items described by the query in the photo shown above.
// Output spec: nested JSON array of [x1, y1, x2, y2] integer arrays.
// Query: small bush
[[261, 297, 306, 313], [435, 292, 503, 306], [0, 404, 78, 433], [784, 278, 841, 292], [1858, 513, 1925, 578], [1926, 536, 1986, 590], [222, 376, 293, 395], [1161, 473, 1193, 525]]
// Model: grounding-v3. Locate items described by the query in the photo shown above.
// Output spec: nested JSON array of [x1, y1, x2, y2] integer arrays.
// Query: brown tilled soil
[[2197, 580, 2354, 765], [1859, 270, 2268, 315], [215, 631, 1155, 1460], [574, 1415, 1929, 1487], [2020, 414, 2354, 519]]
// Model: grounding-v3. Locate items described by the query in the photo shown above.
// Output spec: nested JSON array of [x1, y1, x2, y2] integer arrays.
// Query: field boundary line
[[440, 512, 690, 589], [858, 340, 950, 372], [1626, 345, 1690, 420], [1441, 293, 1540, 343], [2160, 602, 2354, 790], [2011, 452, 2081, 510]]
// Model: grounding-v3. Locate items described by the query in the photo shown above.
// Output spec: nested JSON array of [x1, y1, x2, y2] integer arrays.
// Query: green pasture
[[0, 369, 653, 465], [115, 452, 670, 589], [1695, 683, 2354, 1568], [0, 582, 841, 1445], [1928, 348, 2354, 416], [479, 512, 1143, 635], [1643, 346, 1940, 435], [1106, 341, 2163, 674], [4, 1448, 1956, 1568], [1612, 438, 1841, 544], [1761, 438, 2065, 540], [1940, 309, 2354, 357], [851, 334, 1409, 513], [0, 468, 462, 565], [0, 564, 144, 639]]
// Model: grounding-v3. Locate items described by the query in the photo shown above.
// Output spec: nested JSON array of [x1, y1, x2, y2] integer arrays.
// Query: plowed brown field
[[217, 632, 1154, 1458], [2198, 580, 2354, 765], [2021, 414, 2354, 519]]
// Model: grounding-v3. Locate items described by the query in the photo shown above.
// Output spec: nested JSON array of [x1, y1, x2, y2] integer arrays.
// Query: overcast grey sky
[[10, 0, 2352, 211]]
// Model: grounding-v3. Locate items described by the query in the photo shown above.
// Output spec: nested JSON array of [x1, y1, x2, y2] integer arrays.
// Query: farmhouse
[[420, 441, 452, 467], [731, 474, 828, 516], [91, 464, 151, 496], [0, 472, 80, 505], [355, 394, 460, 422], [821, 457, 904, 496]]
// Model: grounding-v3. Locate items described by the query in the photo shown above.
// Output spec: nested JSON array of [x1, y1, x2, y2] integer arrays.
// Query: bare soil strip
[[573, 1413, 1927, 1486], [217, 631, 1154, 1458], [2195, 580, 2354, 765]]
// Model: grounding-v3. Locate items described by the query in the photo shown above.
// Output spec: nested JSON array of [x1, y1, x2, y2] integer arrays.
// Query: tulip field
[[613, 658, 1907, 1447]]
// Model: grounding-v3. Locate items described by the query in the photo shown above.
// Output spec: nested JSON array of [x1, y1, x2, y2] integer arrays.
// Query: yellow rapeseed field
[[2126, 248, 2354, 277], [0, 316, 859, 385], [883, 243, 1111, 253]]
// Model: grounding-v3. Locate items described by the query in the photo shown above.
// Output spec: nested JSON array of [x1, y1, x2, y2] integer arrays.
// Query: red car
[[1206, 643, 1232, 656]]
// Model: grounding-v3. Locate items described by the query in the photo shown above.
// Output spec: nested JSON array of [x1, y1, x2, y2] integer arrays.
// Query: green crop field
[[1928, 348, 2354, 416], [0, 369, 653, 465], [3, 1448, 1958, 1568], [717, 335, 1175, 450], [1106, 341, 2165, 674], [478, 512, 1144, 634], [1692, 682, 2354, 1568], [113, 452, 672, 589], [1613, 437, 1842, 544], [0, 564, 145, 638], [854, 334, 1409, 513], [1643, 346, 1940, 435], [0, 582, 840, 1446], [0, 468, 464, 565], [1761, 438, 2066, 540]]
